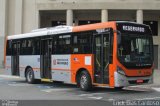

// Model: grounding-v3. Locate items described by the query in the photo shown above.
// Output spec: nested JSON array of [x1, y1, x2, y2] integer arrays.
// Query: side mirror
[[109, 55, 113, 64], [117, 31, 121, 45]]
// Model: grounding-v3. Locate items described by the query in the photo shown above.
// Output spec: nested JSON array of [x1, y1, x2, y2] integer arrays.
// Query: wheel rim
[[27, 70, 32, 82], [80, 74, 87, 89]]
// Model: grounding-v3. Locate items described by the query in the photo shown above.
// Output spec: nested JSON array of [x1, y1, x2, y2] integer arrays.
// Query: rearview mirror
[[117, 31, 121, 45], [109, 55, 113, 64]]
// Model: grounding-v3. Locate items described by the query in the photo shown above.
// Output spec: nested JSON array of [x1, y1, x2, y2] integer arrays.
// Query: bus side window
[[26, 39, 31, 55], [56, 34, 71, 54], [52, 36, 58, 54], [32, 39, 40, 55], [72, 31, 92, 54], [36, 39, 40, 55], [21, 40, 26, 55]]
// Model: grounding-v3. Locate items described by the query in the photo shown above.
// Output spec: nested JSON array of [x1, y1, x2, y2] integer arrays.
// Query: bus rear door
[[11, 41, 20, 76], [40, 39, 52, 79]]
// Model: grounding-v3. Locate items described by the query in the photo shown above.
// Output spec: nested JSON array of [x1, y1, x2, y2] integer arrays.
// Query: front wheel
[[79, 71, 92, 91], [26, 68, 36, 84], [114, 87, 124, 90]]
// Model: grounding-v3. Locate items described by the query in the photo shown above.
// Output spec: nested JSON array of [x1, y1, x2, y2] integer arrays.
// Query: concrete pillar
[[136, 9, 143, 24], [35, 10, 40, 29], [66, 9, 73, 26], [35, 0, 39, 29], [73, 19, 79, 26], [22, 0, 37, 33], [158, 19, 160, 36], [0, 0, 7, 37], [136, 10, 143, 55], [0, 0, 7, 68], [14, 0, 23, 34], [101, 9, 108, 22]]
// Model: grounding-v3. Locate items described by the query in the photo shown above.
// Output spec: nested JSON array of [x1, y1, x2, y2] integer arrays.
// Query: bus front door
[[40, 39, 52, 79], [94, 33, 110, 84], [11, 42, 20, 76]]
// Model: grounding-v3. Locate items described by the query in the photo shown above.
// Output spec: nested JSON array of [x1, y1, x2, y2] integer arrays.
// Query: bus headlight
[[117, 66, 126, 76]]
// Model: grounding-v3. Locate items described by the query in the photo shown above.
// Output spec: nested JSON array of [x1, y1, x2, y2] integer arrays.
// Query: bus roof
[[116, 21, 150, 27], [7, 26, 73, 40], [72, 21, 116, 32], [7, 21, 150, 40], [7, 21, 117, 40]]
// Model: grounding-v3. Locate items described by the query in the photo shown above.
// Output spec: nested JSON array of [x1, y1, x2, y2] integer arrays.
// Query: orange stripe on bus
[[51, 68, 70, 71], [6, 66, 70, 72], [32, 68, 40, 70], [72, 22, 116, 32], [19, 67, 40, 70]]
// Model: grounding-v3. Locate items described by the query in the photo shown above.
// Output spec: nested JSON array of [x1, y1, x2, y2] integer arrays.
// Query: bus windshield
[[118, 34, 153, 68]]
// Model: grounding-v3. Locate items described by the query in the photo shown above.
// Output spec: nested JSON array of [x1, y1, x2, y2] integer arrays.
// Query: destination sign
[[116, 22, 152, 35], [122, 26, 145, 33]]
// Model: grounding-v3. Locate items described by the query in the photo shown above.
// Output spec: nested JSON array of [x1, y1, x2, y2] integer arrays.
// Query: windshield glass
[[118, 34, 153, 68]]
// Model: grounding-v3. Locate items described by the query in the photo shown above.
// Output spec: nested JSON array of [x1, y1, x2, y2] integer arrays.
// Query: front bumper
[[114, 71, 153, 87]]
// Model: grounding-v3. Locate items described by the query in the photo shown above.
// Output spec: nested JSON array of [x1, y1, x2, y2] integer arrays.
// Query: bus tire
[[79, 71, 92, 91], [114, 87, 124, 90], [26, 67, 36, 84]]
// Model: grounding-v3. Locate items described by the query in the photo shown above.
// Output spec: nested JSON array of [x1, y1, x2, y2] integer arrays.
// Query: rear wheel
[[79, 71, 92, 91], [26, 68, 36, 84]]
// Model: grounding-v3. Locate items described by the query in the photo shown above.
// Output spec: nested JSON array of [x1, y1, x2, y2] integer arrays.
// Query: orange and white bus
[[5, 21, 154, 91]]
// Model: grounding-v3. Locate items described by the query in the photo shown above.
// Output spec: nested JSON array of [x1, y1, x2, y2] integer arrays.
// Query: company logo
[[73, 58, 78, 62], [53, 59, 69, 66]]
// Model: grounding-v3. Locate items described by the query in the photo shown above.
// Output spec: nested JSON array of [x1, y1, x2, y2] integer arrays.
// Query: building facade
[[0, 0, 160, 69]]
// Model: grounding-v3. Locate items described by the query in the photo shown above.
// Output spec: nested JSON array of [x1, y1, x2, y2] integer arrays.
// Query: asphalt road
[[0, 69, 160, 106]]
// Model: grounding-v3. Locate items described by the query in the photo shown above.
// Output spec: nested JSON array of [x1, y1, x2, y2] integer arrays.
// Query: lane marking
[[37, 85, 52, 89], [123, 87, 151, 91], [108, 98, 114, 101], [8, 83, 31, 86], [88, 93, 106, 95], [152, 87, 160, 92], [7, 81, 31, 86], [41, 89, 55, 93], [88, 96, 103, 100], [78, 93, 104, 100], [78, 94, 93, 97], [41, 88, 71, 92], [136, 97, 160, 100], [78, 92, 106, 96], [0, 75, 20, 79]]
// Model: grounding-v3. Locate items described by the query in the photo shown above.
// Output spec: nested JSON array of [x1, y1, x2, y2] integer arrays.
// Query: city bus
[[5, 21, 154, 91]]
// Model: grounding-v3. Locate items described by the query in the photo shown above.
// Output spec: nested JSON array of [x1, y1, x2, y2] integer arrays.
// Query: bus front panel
[[114, 22, 154, 87]]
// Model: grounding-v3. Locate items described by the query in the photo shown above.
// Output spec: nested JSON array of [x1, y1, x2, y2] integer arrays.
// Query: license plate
[[137, 79, 143, 83]]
